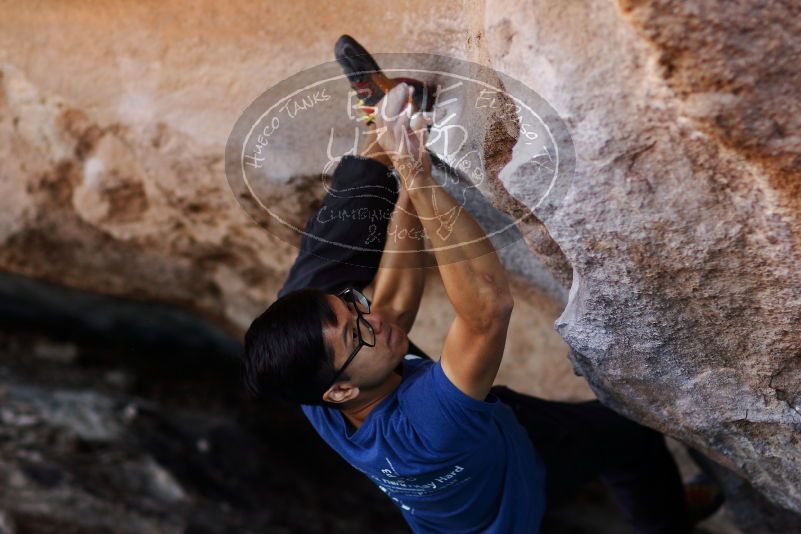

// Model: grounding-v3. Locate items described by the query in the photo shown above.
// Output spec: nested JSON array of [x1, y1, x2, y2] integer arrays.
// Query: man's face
[[321, 293, 409, 403]]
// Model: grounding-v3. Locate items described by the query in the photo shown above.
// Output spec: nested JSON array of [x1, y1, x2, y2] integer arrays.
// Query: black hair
[[242, 288, 339, 405]]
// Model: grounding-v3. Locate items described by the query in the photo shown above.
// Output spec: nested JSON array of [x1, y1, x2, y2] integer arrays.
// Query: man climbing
[[242, 35, 717, 533]]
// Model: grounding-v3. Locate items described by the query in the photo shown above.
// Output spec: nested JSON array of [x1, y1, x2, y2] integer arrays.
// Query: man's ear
[[322, 382, 360, 404]]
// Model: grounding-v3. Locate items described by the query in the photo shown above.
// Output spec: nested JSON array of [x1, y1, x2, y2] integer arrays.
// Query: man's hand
[[374, 83, 432, 189]]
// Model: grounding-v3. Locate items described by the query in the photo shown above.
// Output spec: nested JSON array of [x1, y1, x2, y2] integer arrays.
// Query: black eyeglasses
[[328, 287, 376, 388], [328, 287, 375, 387]]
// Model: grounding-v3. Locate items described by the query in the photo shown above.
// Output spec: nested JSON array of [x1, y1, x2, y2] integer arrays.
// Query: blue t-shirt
[[301, 355, 547, 533]]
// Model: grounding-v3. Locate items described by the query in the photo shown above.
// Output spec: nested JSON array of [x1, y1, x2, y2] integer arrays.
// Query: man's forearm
[[397, 161, 513, 329], [369, 190, 427, 332]]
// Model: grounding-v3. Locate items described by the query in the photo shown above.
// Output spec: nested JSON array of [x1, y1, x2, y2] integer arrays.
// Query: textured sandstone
[[485, 0, 801, 513], [0, 0, 799, 525]]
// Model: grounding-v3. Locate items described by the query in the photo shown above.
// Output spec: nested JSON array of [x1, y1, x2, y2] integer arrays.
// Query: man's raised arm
[[368, 189, 427, 334], [376, 83, 514, 400]]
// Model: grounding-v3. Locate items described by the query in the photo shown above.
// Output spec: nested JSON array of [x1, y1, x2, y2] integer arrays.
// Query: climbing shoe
[[335, 34, 437, 124]]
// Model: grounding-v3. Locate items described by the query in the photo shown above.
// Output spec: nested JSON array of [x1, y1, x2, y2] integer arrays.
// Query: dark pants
[[278, 155, 689, 533], [492, 386, 689, 533]]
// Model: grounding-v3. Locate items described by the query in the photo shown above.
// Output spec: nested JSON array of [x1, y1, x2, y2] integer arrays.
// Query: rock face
[[489, 0, 801, 514], [0, 0, 799, 526]]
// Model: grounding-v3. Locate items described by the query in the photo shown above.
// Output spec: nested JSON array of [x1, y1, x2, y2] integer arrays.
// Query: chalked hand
[[374, 83, 433, 190]]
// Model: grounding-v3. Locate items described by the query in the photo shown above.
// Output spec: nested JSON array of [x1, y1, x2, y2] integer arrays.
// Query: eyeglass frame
[[327, 287, 376, 389]]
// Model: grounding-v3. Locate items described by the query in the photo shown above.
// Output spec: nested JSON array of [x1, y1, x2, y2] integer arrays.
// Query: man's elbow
[[496, 296, 514, 326], [471, 294, 514, 331], [489, 287, 514, 316], [498, 292, 514, 315]]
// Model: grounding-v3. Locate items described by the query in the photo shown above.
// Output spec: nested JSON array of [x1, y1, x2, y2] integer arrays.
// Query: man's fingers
[[384, 83, 411, 118], [375, 82, 432, 161], [380, 83, 415, 122]]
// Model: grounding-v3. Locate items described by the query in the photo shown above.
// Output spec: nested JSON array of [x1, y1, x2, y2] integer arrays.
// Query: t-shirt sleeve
[[400, 359, 500, 452]]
